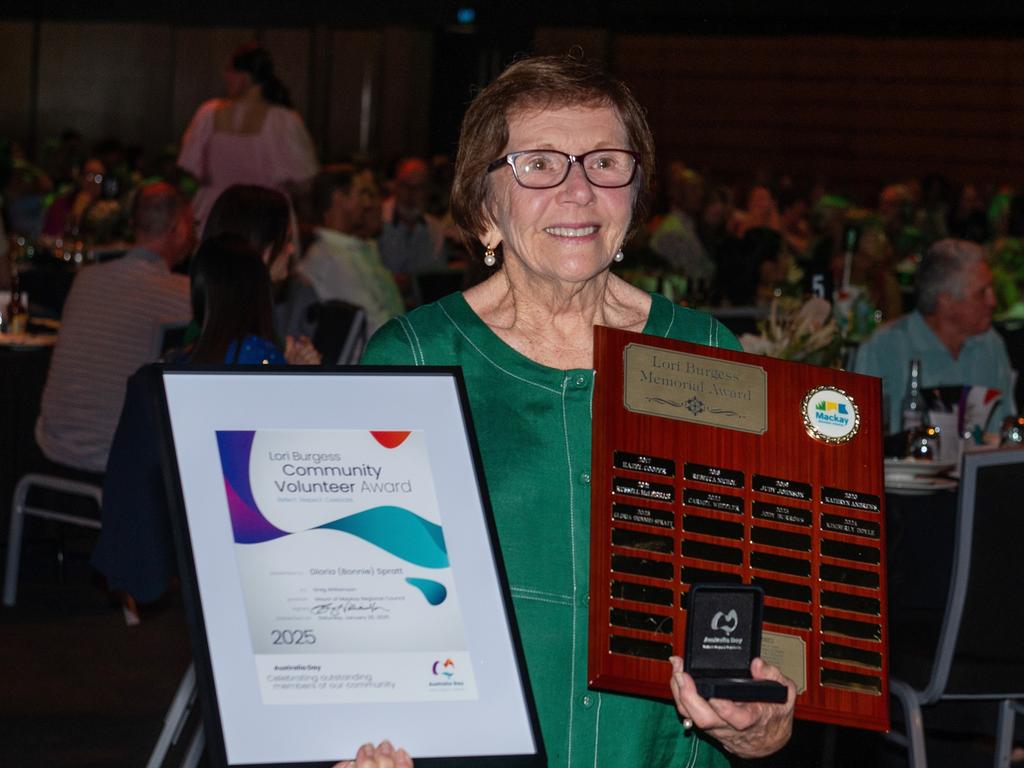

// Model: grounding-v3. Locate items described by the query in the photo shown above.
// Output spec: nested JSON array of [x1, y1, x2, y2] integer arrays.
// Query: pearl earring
[[613, 249, 624, 263], [483, 245, 497, 267]]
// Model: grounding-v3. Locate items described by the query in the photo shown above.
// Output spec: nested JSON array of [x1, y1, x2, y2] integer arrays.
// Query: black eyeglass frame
[[486, 149, 641, 189]]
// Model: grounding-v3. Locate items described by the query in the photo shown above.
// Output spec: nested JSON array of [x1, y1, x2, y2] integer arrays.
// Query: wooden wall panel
[[326, 29, 381, 162], [8, 25, 1024, 202], [534, 27, 610, 62], [0, 21, 34, 145], [171, 26, 255, 140], [377, 27, 434, 164], [614, 35, 1024, 199], [262, 27, 312, 123], [37, 22, 174, 150]]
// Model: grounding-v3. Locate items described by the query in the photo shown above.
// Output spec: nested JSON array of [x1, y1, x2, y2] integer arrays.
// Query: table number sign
[[588, 327, 889, 732]]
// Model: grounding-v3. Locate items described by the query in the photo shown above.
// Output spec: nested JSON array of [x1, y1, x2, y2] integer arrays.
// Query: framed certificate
[[157, 367, 545, 767]]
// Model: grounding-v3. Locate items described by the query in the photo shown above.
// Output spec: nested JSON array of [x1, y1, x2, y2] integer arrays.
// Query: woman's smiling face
[[482, 105, 636, 285]]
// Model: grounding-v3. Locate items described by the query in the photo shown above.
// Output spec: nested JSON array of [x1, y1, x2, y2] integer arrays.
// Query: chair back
[[923, 447, 1024, 701], [309, 300, 368, 365], [153, 321, 190, 359]]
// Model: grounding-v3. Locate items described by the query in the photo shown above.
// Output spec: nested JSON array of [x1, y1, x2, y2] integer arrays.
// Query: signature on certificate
[[311, 600, 391, 618]]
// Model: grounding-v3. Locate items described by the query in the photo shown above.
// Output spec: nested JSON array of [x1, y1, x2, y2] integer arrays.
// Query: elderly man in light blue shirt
[[854, 238, 1016, 434]]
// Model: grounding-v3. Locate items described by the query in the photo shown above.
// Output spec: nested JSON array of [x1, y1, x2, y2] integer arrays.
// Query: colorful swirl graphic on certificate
[[216, 429, 477, 705]]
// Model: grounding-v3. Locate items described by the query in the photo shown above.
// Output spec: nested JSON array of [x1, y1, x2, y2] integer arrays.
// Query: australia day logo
[[432, 658, 456, 679], [429, 658, 465, 689], [802, 386, 860, 444]]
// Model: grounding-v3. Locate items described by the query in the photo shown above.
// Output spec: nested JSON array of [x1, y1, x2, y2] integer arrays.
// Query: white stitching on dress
[[593, 693, 602, 768], [510, 593, 573, 607], [664, 301, 676, 339], [398, 315, 425, 364], [395, 317, 421, 365], [684, 730, 700, 768], [511, 586, 572, 601], [437, 302, 562, 395], [561, 376, 578, 768]]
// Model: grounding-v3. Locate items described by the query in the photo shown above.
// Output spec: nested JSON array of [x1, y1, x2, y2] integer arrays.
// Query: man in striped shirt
[[34, 182, 194, 475]]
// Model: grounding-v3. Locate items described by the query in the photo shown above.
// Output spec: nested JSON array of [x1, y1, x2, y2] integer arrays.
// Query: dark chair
[[154, 320, 190, 359], [308, 300, 368, 365], [994, 320, 1024, 413], [888, 447, 1024, 768], [3, 473, 102, 605]]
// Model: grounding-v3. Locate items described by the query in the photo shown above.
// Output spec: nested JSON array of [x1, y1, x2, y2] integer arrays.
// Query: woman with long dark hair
[[202, 184, 293, 282], [188, 233, 283, 365], [178, 43, 318, 233], [201, 184, 320, 360], [92, 235, 283, 607]]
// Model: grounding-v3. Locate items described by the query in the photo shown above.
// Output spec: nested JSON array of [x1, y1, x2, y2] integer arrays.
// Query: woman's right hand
[[333, 740, 412, 768]]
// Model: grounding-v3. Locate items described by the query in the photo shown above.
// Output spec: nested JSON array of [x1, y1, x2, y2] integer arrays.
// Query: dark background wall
[[3, 2, 1024, 196]]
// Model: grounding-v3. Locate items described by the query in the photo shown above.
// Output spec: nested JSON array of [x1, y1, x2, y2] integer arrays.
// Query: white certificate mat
[[160, 368, 543, 767]]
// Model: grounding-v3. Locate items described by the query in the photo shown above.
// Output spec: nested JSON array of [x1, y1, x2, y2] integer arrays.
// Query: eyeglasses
[[487, 149, 640, 189]]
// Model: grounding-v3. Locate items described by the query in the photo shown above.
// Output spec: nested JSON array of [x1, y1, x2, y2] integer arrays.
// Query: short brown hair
[[450, 54, 655, 246], [132, 181, 186, 239], [312, 164, 359, 224]]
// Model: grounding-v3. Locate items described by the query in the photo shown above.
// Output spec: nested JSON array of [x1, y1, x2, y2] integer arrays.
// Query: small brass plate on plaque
[[623, 343, 767, 434], [762, 630, 807, 694]]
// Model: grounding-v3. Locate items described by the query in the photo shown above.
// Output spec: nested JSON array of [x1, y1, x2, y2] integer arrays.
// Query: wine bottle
[[900, 359, 925, 432]]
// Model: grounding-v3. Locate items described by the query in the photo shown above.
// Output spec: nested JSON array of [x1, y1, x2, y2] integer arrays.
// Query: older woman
[[362, 55, 795, 766]]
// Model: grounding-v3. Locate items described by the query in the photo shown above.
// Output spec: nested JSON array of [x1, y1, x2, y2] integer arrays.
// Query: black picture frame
[[156, 365, 546, 767]]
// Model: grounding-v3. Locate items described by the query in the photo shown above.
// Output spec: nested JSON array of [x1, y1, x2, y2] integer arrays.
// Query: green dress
[[363, 292, 741, 767]]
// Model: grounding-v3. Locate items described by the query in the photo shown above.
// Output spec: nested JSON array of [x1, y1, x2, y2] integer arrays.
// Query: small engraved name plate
[[683, 488, 744, 514], [613, 476, 674, 502], [612, 502, 675, 529], [821, 514, 880, 540], [752, 501, 813, 527], [821, 487, 881, 513], [684, 462, 745, 489], [753, 475, 813, 501], [613, 451, 676, 477]]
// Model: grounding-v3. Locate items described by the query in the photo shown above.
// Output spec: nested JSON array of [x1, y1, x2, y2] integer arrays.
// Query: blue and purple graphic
[[216, 430, 449, 605]]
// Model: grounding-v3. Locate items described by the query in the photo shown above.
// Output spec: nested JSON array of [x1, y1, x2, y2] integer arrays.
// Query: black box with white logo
[[683, 584, 788, 702]]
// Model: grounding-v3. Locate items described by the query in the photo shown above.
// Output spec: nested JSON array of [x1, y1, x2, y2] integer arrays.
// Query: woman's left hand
[[285, 335, 322, 365], [668, 655, 796, 759]]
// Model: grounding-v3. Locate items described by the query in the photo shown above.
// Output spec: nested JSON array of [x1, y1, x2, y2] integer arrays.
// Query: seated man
[[378, 157, 448, 277], [854, 238, 1016, 434], [34, 182, 194, 475], [649, 164, 716, 282], [301, 165, 404, 336]]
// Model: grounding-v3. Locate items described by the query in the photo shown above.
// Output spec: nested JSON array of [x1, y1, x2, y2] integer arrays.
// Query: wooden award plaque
[[588, 326, 889, 732]]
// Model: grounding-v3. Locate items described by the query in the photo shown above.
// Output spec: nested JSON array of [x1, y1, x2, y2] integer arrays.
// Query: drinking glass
[[906, 425, 941, 461], [1000, 416, 1024, 447]]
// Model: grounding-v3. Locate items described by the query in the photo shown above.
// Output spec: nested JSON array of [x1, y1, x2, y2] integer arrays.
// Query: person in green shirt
[[360, 55, 795, 768]]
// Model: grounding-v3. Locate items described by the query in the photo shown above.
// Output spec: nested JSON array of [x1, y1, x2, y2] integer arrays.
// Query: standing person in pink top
[[177, 43, 319, 233]]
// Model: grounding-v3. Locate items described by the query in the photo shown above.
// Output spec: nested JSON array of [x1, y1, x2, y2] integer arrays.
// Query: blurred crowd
[[634, 162, 1023, 324], [2, 42, 1022, 492], [7, 128, 1024, 319]]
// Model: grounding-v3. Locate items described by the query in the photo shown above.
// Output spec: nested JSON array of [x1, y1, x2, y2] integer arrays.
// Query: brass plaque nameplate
[[623, 343, 768, 434]]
